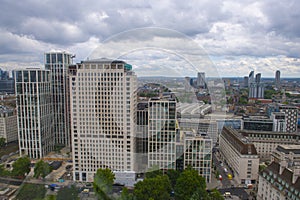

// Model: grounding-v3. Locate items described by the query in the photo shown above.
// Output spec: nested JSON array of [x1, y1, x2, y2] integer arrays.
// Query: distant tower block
[[275, 70, 281, 89], [197, 72, 206, 88]]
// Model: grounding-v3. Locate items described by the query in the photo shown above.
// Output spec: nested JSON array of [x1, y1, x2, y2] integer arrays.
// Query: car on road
[[224, 168, 228, 173], [227, 174, 232, 180], [223, 192, 231, 198], [219, 175, 223, 181]]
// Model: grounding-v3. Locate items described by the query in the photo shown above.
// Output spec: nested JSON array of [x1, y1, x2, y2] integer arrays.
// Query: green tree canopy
[[0, 164, 10, 176], [93, 168, 115, 200], [174, 168, 207, 200], [166, 169, 180, 190], [12, 156, 30, 177], [34, 160, 52, 178], [134, 175, 171, 200], [119, 187, 134, 200], [145, 165, 163, 179], [209, 189, 224, 200], [0, 137, 6, 148]]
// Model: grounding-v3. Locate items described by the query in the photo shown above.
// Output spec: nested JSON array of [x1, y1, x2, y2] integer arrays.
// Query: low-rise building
[[242, 116, 273, 132], [0, 106, 17, 143], [240, 130, 300, 161], [219, 127, 259, 185]]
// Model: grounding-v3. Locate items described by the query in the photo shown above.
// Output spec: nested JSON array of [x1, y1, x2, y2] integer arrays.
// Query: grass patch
[[44, 195, 56, 200], [0, 142, 18, 158], [15, 183, 46, 200], [56, 185, 79, 200]]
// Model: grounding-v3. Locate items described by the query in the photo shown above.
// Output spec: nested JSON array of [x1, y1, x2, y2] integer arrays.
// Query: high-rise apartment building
[[248, 71, 264, 99], [45, 51, 72, 146], [15, 69, 54, 159], [148, 97, 177, 171], [248, 70, 255, 88], [70, 59, 137, 182], [275, 70, 281, 89]]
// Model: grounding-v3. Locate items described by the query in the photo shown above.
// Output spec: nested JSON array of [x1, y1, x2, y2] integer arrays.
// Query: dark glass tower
[[45, 51, 72, 147]]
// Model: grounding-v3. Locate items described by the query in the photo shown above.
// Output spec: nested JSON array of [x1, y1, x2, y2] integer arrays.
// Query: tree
[[166, 169, 180, 190], [209, 189, 224, 200], [190, 188, 209, 200], [174, 168, 207, 200], [34, 160, 52, 178], [119, 187, 134, 200], [12, 156, 30, 177], [93, 168, 115, 200], [133, 175, 171, 200], [145, 165, 163, 179], [0, 164, 10, 176], [0, 137, 5, 148]]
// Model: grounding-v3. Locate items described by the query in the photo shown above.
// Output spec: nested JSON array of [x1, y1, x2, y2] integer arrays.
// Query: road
[[212, 148, 249, 200], [212, 152, 232, 188]]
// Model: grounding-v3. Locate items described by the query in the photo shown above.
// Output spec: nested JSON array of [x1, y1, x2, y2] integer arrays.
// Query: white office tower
[[70, 59, 137, 183], [45, 51, 72, 147], [184, 133, 212, 183], [15, 69, 54, 159], [148, 97, 177, 171], [271, 112, 286, 132]]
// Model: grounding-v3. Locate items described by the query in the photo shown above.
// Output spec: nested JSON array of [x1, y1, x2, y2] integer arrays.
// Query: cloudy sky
[[1, 0, 300, 77]]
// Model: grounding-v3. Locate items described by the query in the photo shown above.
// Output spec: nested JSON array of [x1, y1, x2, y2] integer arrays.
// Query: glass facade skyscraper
[[45, 52, 72, 147]]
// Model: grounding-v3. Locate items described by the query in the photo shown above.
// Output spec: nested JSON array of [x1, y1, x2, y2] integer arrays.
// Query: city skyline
[[0, 1, 299, 78]]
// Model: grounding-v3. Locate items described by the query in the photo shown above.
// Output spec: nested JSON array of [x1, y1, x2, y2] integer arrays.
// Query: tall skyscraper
[[197, 72, 206, 88], [15, 69, 54, 159], [45, 51, 72, 147], [255, 73, 261, 83], [248, 70, 255, 88], [243, 76, 249, 88], [148, 97, 177, 171], [275, 70, 281, 89], [136, 102, 149, 172], [70, 59, 137, 182]]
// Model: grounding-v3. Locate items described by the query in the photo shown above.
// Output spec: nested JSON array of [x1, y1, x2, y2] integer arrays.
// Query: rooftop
[[221, 127, 258, 155], [276, 145, 300, 154], [261, 162, 300, 195]]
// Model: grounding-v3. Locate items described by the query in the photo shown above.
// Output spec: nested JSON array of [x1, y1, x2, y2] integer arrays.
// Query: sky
[[1, 0, 300, 78]]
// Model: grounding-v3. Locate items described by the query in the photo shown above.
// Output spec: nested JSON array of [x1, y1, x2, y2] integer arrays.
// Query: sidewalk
[[207, 175, 222, 190]]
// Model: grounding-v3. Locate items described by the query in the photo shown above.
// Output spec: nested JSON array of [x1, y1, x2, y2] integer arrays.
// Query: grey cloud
[[0, 0, 299, 77], [262, 0, 300, 38]]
